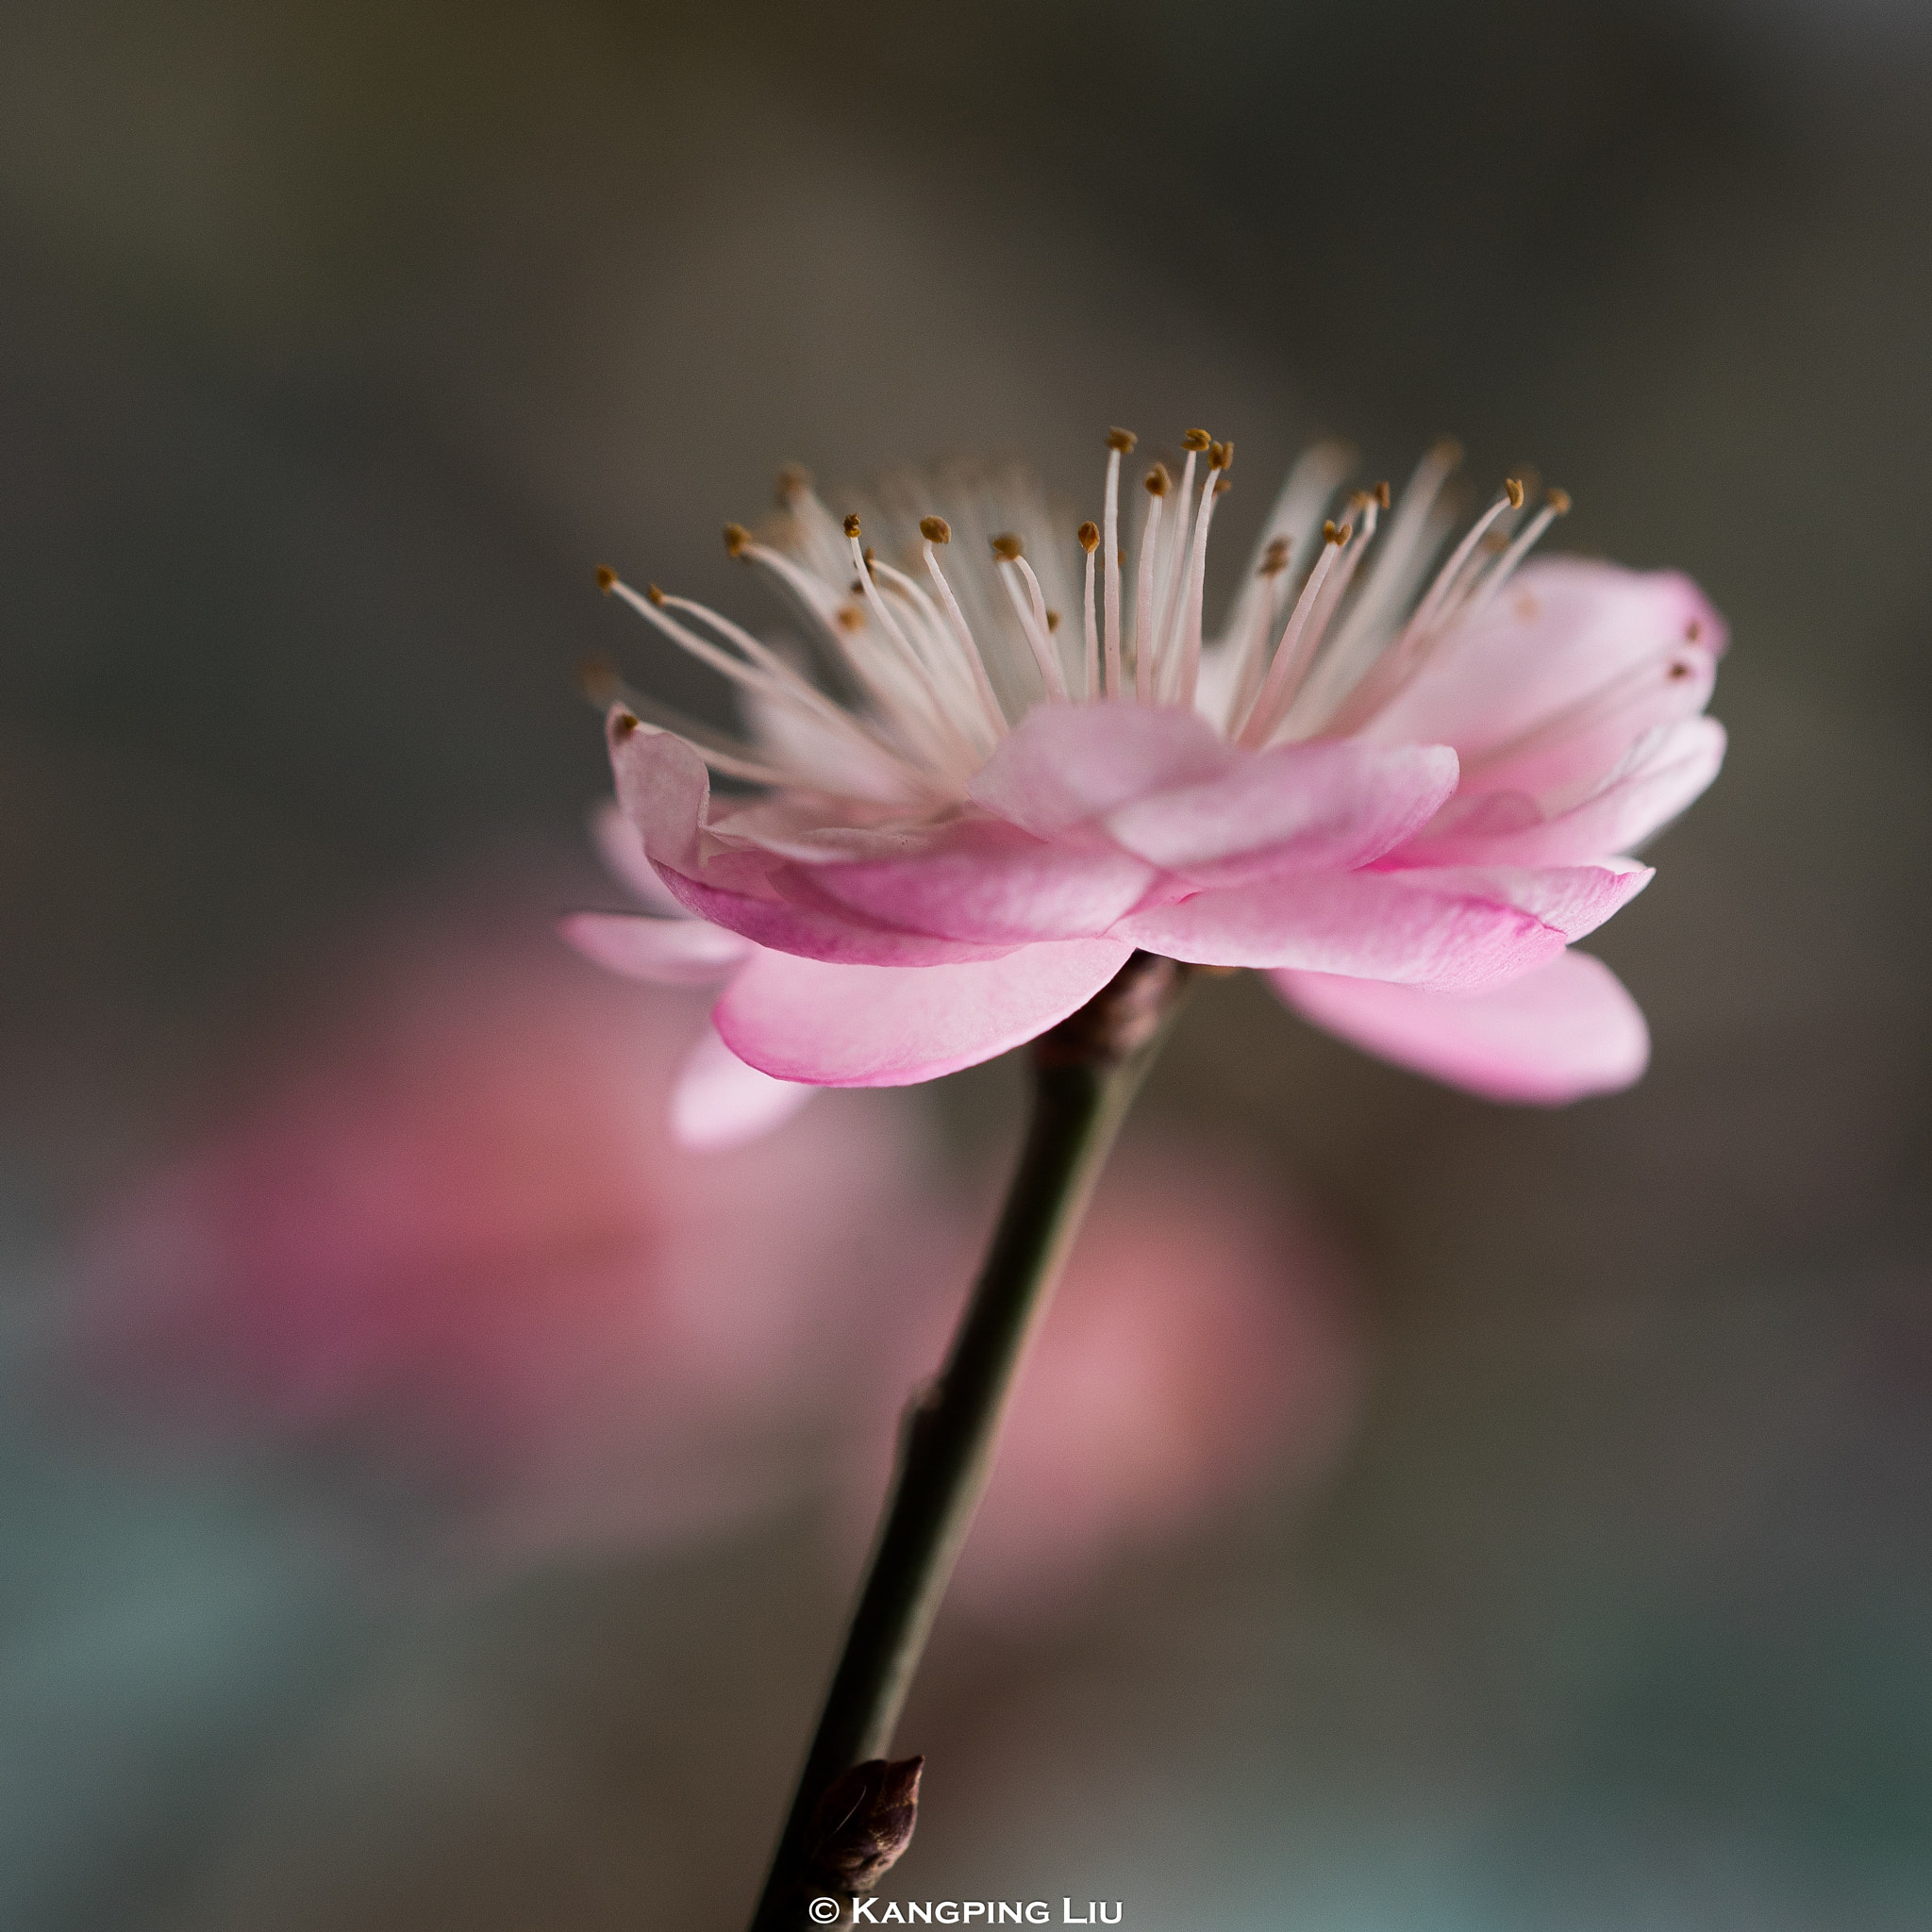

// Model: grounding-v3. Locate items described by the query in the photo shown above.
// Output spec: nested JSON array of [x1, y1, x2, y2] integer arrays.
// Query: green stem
[[748, 954, 1193, 1932]]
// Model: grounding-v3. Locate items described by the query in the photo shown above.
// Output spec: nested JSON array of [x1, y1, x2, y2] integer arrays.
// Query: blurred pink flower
[[567, 439, 1723, 1118], [74, 912, 921, 1556], [849, 1141, 1360, 1624]]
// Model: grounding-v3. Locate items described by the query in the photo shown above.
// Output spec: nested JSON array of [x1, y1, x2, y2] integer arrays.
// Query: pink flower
[[845, 1140, 1359, 1624], [73, 913, 921, 1556], [567, 437, 1724, 1116]]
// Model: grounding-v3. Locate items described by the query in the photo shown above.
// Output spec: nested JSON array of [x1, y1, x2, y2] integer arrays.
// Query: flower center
[[591, 429, 1569, 807]]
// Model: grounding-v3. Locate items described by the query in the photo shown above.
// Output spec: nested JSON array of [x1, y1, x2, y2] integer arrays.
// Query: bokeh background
[[3, 0, 1929, 1925]]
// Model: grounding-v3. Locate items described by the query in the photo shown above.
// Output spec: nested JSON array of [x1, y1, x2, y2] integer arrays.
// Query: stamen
[[1102, 431, 1134, 696], [920, 533, 1008, 737], [1131, 466, 1169, 702], [845, 526, 981, 767], [1077, 520, 1101, 701], [581, 665, 793, 787], [1402, 482, 1521, 643], [1172, 441, 1233, 708], [1457, 485, 1573, 625], [995, 550, 1069, 702], [1237, 521, 1352, 748], [1149, 439, 1205, 695]]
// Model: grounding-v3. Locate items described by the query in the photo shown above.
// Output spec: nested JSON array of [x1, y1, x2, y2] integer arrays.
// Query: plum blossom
[[72, 914, 922, 1557], [566, 433, 1724, 1117]]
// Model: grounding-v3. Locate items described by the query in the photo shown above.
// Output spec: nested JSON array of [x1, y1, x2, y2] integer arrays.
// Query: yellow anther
[[1505, 477, 1524, 509], [919, 515, 952, 543], [1106, 427, 1138, 453], [842, 513, 862, 539], [1547, 487, 1573, 514], [1182, 428, 1212, 452], [723, 523, 751, 558], [595, 565, 618, 592], [1076, 521, 1100, 553], [991, 533, 1024, 561]]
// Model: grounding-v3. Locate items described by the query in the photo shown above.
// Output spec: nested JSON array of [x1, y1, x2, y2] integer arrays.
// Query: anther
[[1182, 428, 1213, 452], [843, 513, 862, 538], [1214, 476, 1233, 494], [1208, 440, 1233, 470], [1374, 480, 1391, 509], [919, 516, 952, 544], [1686, 620, 1703, 641], [1434, 437, 1465, 467], [1481, 529, 1510, 553], [1076, 520, 1100, 553], [612, 711, 640, 740], [837, 606, 864, 632], [1336, 521, 1354, 545], [723, 523, 751, 558], [578, 654, 620, 701], [774, 463, 812, 505], [1106, 427, 1139, 453], [1144, 464, 1170, 497], [1046, 609, 1061, 632], [991, 533, 1024, 561], [595, 565, 618, 592], [645, 582, 666, 605], [1505, 477, 1524, 509], [1547, 487, 1573, 515], [1260, 537, 1291, 576], [862, 544, 876, 569], [1323, 520, 1341, 544]]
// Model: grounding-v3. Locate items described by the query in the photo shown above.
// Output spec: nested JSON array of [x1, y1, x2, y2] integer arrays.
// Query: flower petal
[[968, 702, 1239, 836], [609, 719, 710, 873], [712, 939, 1136, 1087], [1374, 858, 1652, 941], [1364, 558, 1724, 800], [1103, 741, 1459, 886], [1270, 949, 1649, 1103], [658, 861, 1019, 966], [1112, 871, 1565, 991], [671, 1023, 816, 1148], [558, 911, 756, 986], [591, 798, 690, 915], [811, 819, 1158, 942], [1412, 717, 1725, 867]]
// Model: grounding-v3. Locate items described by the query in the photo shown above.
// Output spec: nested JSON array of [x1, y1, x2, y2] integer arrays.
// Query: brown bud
[[991, 533, 1024, 561], [807, 1757, 924, 1895], [1076, 520, 1100, 553], [1106, 426, 1138, 453], [919, 515, 951, 544]]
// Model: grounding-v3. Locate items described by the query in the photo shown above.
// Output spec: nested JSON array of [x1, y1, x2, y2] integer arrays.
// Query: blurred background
[[2, 0, 1928, 1925]]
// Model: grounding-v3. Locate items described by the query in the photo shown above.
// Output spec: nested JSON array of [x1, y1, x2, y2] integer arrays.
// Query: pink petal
[[1112, 871, 1565, 991], [968, 702, 1239, 836], [671, 1024, 816, 1148], [658, 861, 1020, 966], [1103, 741, 1459, 887], [590, 799, 689, 916], [713, 939, 1136, 1087], [558, 911, 756, 986], [609, 720, 709, 873], [1374, 859, 1652, 941], [811, 819, 1158, 942], [1363, 559, 1724, 799], [1413, 717, 1725, 867], [1271, 949, 1650, 1103]]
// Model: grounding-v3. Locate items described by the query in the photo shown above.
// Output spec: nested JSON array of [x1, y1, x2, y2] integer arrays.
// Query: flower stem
[[747, 953, 1194, 1931]]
